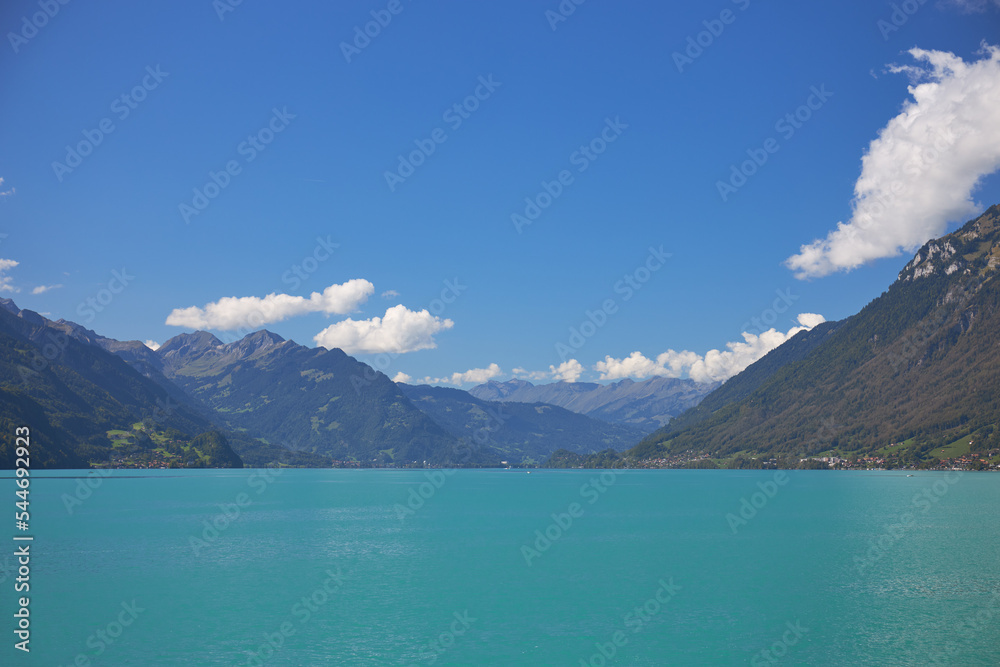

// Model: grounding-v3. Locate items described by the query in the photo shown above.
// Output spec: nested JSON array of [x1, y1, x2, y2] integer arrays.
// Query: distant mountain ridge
[[399, 383, 646, 463], [469, 376, 717, 432], [628, 205, 1000, 465], [9, 300, 686, 468]]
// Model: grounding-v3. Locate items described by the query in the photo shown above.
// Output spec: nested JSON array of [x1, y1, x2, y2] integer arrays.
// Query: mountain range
[[565, 205, 1000, 468], [469, 376, 716, 433], [4, 205, 999, 470], [147, 329, 465, 465], [399, 383, 646, 464], [0, 302, 675, 468]]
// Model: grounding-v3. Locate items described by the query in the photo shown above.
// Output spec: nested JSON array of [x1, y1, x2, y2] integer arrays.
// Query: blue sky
[[2, 0, 999, 386]]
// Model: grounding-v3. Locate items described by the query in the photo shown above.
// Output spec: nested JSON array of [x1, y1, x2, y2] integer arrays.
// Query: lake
[[8, 469, 1000, 665]]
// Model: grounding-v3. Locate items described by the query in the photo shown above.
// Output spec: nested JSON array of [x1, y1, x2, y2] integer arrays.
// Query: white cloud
[[510, 360, 585, 383], [313, 304, 453, 354], [0, 259, 19, 292], [381, 290, 400, 299], [166, 279, 374, 330], [594, 313, 826, 383], [512, 367, 550, 381], [417, 363, 503, 386], [550, 359, 584, 382], [144, 340, 161, 351], [450, 363, 503, 385], [786, 45, 1000, 278], [0, 177, 13, 198], [795, 313, 826, 329], [945, 0, 999, 12], [31, 284, 63, 295], [392, 371, 412, 383]]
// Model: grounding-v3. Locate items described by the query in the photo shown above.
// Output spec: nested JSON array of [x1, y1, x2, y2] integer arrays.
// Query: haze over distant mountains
[[469, 377, 717, 433], [399, 383, 646, 463]]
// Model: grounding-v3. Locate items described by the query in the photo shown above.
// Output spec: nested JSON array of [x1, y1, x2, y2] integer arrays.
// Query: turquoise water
[[5, 469, 1000, 665]]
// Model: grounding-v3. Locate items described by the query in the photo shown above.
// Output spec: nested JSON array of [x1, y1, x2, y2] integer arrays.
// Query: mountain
[[56, 319, 206, 420], [56, 319, 164, 369], [468, 378, 534, 400], [469, 376, 717, 432], [641, 320, 844, 445], [146, 330, 475, 465], [0, 300, 241, 468], [189, 431, 244, 468], [398, 383, 646, 464], [51, 321, 337, 468], [630, 205, 1000, 466]]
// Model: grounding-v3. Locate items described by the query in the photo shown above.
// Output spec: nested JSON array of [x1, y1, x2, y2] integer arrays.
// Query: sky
[[1, 0, 999, 387]]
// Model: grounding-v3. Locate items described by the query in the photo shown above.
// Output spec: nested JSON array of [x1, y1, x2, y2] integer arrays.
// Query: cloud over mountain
[[787, 45, 1000, 278], [166, 279, 374, 330], [550, 359, 584, 382], [313, 304, 453, 354], [594, 313, 826, 383], [415, 362, 502, 386], [0, 259, 18, 292]]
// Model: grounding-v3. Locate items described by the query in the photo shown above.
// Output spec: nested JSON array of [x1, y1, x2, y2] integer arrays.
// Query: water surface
[[7, 469, 999, 665]]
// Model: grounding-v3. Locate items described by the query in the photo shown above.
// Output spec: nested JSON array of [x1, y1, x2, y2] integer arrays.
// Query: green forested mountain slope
[[0, 301, 240, 468], [641, 320, 843, 448], [153, 330, 471, 464], [630, 205, 1000, 464]]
